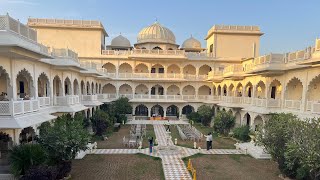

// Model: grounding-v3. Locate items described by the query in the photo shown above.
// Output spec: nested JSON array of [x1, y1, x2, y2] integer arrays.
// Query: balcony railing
[[0, 14, 49, 55], [81, 95, 98, 101], [0, 99, 40, 116], [51, 48, 79, 62], [307, 101, 320, 114], [284, 100, 301, 110], [54, 95, 80, 106], [38, 97, 50, 107]]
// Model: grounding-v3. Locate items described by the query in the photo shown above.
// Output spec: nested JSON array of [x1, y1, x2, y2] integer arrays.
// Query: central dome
[[137, 22, 176, 44]]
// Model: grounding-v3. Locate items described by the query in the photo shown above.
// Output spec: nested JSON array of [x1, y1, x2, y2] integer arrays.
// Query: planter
[[249, 135, 255, 143]]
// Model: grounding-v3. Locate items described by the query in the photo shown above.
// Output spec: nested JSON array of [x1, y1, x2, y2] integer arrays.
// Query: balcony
[[307, 101, 320, 114], [223, 64, 244, 80], [296, 39, 320, 66], [53, 95, 80, 106], [207, 70, 223, 82], [284, 100, 301, 111], [0, 14, 50, 57], [244, 54, 285, 75], [81, 95, 102, 106], [0, 99, 40, 116]]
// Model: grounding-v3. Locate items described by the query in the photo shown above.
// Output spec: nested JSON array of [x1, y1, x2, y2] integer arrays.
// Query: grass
[[171, 124, 237, 149], [71, 154, 165, 180], [183, 154, 281, 180], [142, 125, 156, 148]]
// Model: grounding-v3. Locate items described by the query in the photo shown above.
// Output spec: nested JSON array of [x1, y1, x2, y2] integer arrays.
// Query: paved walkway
[[89, 124, 244, 180], [127, 120, 189, 125]]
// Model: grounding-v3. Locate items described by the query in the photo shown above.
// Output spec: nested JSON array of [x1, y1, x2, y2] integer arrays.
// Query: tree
[[109, 97, 132, 123], [233, 125, 250, 142], [91, 109, 111, 136], [186, 112, 201, 123], [285, 118, 320, 180], [9, 144, 47, 176], [197, 105, 214, 126], [213, 110, 235, 135], [256, 113, 300, 178], [37, 114, 90, 177], [38, 121, 51, 137]]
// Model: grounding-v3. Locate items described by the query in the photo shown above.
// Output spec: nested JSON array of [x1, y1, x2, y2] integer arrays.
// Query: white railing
[[101, 50, 131, 56], [0, 99, 39, 116], [223, 64, 243, 75], [306, 101, 320, 114], [51, 48, 78, 61], [38, 97, 50, 107], [132, 49, 185, 56], [28, 18, 102, 27], [253, 98, 267, 107], [284, 100, 301, 110], [54, 95, 80, 106], [81, 95, 98, 101], [266, 99, 281, 108]]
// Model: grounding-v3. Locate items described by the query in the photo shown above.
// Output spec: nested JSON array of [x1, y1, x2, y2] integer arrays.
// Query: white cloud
[[0, 0, 39, 6]]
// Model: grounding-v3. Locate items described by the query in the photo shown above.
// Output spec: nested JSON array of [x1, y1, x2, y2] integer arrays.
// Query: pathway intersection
[[90, 124, 244, 180]]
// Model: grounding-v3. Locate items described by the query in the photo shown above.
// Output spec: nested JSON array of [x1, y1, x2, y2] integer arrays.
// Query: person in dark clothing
[[149, 137, 154, 153], [204, 133, 212, 150]]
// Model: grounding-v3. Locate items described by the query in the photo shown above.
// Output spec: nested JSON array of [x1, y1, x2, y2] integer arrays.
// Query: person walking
[[149, 137, 154, 153], [204, 133, 211, 150], [209, 133, 213, 149]]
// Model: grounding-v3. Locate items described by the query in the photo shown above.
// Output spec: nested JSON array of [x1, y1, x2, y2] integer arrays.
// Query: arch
[[217, 85, 222, 96], [73, 79, 79, 95], [80, 80, 85, 95], [119, 84, 133, 95], [182, 105, 194, 115], [151, 64, 164, 73], [253, 115, 263, 131], [228, 83, 235, 96], [167, 64, 180, 74], [182, 85, 195, 95], [244, 82, 253, 97], [16, 68, 34, 99], [86, 81, 90, 94], [243, 113, 251, 126], [269, 79, 282, 99], [167, 85, 180, 95], [307, 75, 320, 101], [151, 84, 164, 95], [135, 84, 148, 95], [64, 77, 72, 95], [235, 83, 243, 97], [153, 46, 162, 50], [53, 76, 62, 96], [119, 63, 133, 73], [134, 63, 149, 73], [199, 64, 211, 75], [19, 127, 36, 144], [135, 104, 148, 116], [198, 85, 211, 95], [235, 111, 241, 127], [255, 81, 266, 98], [91, 82, 94, 94], [212, 85, 217, 96], [285, 77, 303, 100], [166, 105, 179, 118], [151, 104, 164, 117], [37, 73, 50, 97], [222, 84, 227, 96], [183, 64, 196, 75], [95, 83, 98, 94], [102, 62, 116, 73], [102, 83, 116, 94], [0, 66, 10, 100]]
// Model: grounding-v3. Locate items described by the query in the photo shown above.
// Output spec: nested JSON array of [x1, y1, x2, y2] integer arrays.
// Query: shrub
[[21, 165, 57, 180], [197, 105, 214, 126], [233, 125, 250, 142], [186, 112, 201, 123], [213, 111, 235, 135], [9, 144, 47, 176], [91, 109, 111, 136]]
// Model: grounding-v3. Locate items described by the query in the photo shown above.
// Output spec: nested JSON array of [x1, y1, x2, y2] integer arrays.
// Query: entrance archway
[[16, 69, 34, 99], [19, 127, 36, 144], [135, 104, 148, 116], [182, 105, 194, 115], [166, 105, 179, 118], [37, 73, 49, 97], [151, 105, 164, 117]]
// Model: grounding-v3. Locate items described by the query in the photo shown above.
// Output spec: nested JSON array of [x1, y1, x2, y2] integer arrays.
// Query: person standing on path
[[204, 133, 211, 150], [149, 137, 154, 153], [209, 132, 213, 149]]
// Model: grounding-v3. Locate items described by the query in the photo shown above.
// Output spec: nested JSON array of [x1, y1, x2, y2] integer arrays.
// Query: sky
[[1, 0, 319, 55]]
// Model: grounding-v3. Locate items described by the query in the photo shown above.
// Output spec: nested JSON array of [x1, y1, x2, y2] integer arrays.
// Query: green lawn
[[171, 124, 236, 149], [142, 125, 156, 148]]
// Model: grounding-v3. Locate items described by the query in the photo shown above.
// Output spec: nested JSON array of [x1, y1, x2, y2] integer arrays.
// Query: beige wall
[[206, 33, 260, 58], [33, 27, 104, 57]]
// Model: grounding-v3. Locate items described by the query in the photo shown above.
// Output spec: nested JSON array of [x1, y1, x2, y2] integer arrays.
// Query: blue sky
[[1, 0, 319, 55]]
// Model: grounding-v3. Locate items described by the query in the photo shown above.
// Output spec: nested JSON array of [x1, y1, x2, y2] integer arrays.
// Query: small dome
[[111, 34, 131, 47], [181, 36, 201, 49], [137, 22, 176, 44]]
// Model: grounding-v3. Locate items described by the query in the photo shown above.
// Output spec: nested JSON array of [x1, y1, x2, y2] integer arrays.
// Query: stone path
[[153, 125, 192, 180], [89, 124, 245, 180]]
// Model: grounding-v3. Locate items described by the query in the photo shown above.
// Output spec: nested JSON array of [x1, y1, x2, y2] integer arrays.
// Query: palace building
[[0, 14, 319, 145]]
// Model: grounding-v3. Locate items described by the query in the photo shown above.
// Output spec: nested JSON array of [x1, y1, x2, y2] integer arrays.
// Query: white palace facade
[[0, 14, 320, 145]]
